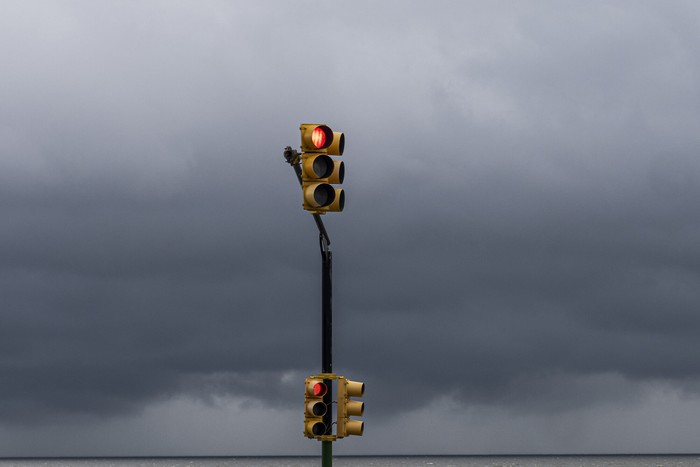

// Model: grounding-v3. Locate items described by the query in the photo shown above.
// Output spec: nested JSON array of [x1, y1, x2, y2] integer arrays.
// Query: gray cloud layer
[[1, 0, 700, 453]]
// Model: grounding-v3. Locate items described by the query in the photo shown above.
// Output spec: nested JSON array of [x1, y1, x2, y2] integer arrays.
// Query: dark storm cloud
[[330, 0, 700, 414], [2, 0, 700, 438]]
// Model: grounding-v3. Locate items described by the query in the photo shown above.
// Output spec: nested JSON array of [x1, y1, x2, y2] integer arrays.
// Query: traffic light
[[336, 377, 364, 438], [299, 124, 345, 213], [304, 377, 329, 438]]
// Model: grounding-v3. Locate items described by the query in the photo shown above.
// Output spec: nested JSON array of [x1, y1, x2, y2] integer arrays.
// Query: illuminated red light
[[313, 382, 327, 396], [312, 127, 327, 149]]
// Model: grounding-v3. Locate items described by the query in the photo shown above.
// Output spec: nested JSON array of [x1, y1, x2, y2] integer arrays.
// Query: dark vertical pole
[[321, 238, 332, 374], [320, 233, 333, 467]]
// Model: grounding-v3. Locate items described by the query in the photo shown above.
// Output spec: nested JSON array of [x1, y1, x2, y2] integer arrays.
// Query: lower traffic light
[[337, 377, 364, 437], [304, 377, 328, 438]]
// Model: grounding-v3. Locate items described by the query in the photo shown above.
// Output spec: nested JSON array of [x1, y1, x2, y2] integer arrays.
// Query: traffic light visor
[[304, 183, 336, 208], [306, 400, 327, 417], [311, 421, 325, 436], [312, 127, 328, 149], [301, 124, 333, 151], [333, 189, 345, 212], [328, 160, 344, 184], [346, 380, 365, 397], [313, 381, 327, 396], [346, 420, 364, 436], [328, 132, 344, 156], [306, 379, 328, 397], [305, 419, 326, 436], [302, 154, 334, 179]]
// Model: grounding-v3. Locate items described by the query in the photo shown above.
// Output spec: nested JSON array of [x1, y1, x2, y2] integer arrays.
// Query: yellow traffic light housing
[[299, 124, 345, 214], [337, 377, 365, 438], [304, 377, 329, 439]]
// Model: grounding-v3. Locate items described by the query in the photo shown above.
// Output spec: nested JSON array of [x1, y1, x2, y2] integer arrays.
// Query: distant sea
[[1, 456, 700, 467]]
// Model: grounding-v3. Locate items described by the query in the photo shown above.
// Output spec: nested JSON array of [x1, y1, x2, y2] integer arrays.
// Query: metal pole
[[321, 236, 332, 375], [320, 235, 333, 467], [322, 440, 333, 466]]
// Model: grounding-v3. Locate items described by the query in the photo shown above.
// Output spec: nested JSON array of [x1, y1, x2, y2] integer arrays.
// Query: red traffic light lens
[[313, 381, 327, 396], [312, 127, 327, 149], [300, 124, 334, 151]]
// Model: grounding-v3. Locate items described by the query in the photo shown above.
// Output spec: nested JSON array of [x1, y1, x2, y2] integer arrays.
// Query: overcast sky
[[2, 0, 700, 457]]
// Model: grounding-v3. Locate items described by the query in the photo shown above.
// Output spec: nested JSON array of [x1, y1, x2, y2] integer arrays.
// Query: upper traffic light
[[336, 377, 364, 438], [304, 376, 329, 439], [300, 124, 345, 214]]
